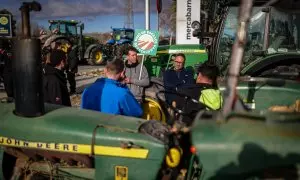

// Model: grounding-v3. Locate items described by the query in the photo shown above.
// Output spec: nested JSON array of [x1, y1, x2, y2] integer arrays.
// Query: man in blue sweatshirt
[[81, 59, 143, 117]]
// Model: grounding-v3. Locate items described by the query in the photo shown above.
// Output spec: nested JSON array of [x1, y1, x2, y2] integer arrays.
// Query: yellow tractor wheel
[[53, 39, 71, 53], [142, 97, 166, 124], [88, 48, 105, 65]]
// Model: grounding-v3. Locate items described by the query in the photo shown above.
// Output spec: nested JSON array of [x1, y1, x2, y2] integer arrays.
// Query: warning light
[[190, 146, 197, 154]]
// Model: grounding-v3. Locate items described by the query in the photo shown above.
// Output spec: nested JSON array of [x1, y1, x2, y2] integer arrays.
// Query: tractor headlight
[[165, 147, 182, 168]]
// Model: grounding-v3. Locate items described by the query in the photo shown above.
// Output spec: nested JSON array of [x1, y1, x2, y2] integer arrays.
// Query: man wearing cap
[[43, 49, 71, 106]]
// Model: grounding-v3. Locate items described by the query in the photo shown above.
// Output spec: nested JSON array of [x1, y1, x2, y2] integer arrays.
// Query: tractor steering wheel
[[156, 90, 210, 116]]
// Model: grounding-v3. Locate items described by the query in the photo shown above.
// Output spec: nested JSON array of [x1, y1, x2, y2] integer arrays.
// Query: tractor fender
[[84, 44, 101, 59], [241, 53, 300, 76], [42, 35, 70, 49]]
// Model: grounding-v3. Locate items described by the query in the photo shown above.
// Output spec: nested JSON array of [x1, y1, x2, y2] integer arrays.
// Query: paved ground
[[0, 65, 104, 99]]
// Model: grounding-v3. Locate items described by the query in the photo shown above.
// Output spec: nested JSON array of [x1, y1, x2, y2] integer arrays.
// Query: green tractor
[[141, 0, 300, 122], [145, 0, 300, 80], [40, 20, 102, 65], [194, 0, 300, 78], [1, 1, 300, 180]]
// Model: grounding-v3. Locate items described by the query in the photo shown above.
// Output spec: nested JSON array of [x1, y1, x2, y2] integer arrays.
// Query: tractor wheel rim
[[142, 97, 166, 123], [61, 44, 68, 53], [95, 51, 103, 63]]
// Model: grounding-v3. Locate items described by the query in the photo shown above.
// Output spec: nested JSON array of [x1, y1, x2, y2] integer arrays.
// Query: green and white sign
[[133, 29, 159, 56]]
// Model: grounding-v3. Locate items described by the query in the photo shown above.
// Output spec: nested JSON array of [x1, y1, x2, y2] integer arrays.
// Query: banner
[[0, 14, 12, 38], [176, 0, 200, 44]]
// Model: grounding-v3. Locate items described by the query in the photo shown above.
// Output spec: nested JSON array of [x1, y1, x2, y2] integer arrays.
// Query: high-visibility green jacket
[[199, 88, 223, 110]]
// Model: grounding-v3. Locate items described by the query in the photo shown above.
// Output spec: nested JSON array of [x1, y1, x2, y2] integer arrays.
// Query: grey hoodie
[[124, 61, 150, 101]]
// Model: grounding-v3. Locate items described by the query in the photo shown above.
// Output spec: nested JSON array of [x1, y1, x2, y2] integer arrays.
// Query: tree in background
[[159, 0, 175, 36], [158, 0, 176, 43]]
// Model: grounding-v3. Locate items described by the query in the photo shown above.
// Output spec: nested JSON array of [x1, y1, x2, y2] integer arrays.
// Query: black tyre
[[87, 47, 106, 65], [145, 77, 164, 100], [138, 120, 170, 144], [53, 38, 72, 53]]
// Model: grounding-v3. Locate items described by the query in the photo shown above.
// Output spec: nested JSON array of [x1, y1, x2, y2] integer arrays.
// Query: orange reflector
[[190, 146, 197, 154]]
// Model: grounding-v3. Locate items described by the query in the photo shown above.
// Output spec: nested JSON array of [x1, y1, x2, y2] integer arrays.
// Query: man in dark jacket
[[0, 39, 14, 100], [43, 49, 71, 106], [172, 63, 223, 128], [163, 53, 195, 103], [66, 46, 78, 95]]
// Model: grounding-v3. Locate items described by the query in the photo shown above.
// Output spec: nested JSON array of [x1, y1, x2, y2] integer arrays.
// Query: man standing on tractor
[[124, 46, 150, 104], [81, 59, 142, 117]]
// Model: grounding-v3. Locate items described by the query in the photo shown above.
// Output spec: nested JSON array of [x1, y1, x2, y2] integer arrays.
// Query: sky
[[0, 0, 170, 33]]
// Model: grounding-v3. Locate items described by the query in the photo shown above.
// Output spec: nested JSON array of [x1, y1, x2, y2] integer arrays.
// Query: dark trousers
[[3, 72, 13, 98], [67, 70, 76, 93]]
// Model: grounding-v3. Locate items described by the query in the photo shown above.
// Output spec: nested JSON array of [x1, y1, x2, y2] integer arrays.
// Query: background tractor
[[40, 20, 100, 65]]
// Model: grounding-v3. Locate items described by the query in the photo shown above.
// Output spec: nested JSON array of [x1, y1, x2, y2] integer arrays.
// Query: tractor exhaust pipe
[[12, 1, 44, 117]]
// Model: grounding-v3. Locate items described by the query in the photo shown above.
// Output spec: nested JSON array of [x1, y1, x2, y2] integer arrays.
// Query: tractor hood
[[0, 103, 165, 160], [192, 111, 300, 179]]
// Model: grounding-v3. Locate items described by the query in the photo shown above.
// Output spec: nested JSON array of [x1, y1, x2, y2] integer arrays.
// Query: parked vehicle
[[40, 20, 101, 65]]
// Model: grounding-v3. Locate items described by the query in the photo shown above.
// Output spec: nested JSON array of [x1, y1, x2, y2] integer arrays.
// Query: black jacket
[[67, 48, 79, 73], [163, 68, 195, 104], [173, 83, 216, 126], [43, 64, 71, 106], [163, 68, 195, 89]]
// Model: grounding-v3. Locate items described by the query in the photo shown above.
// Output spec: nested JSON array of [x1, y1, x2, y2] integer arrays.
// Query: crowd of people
[[81, 48, 222, 119], [0, 38, 222, 120]]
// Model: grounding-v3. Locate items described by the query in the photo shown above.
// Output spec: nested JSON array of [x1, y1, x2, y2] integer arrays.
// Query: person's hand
[[170, 126, 178, 133], [124, 77, 131, 84]]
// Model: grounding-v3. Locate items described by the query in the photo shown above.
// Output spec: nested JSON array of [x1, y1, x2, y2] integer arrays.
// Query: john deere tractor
[[1, 1, 300, 180], [40, 20, 101, 65]]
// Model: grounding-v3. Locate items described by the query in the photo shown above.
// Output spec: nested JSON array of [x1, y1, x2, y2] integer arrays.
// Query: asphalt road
[[75, 65, 105, 93]]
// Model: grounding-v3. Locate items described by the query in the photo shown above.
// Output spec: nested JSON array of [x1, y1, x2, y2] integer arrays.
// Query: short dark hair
[[126, 46, 138, 55], [175, 53, 186, 61], [50, 49, 66, 67], [197, 62, 220, 81], [106, 59, 125, 74]]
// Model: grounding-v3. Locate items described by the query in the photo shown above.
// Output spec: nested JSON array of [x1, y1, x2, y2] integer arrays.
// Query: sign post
[[176, 0, 200, 44], [0, 14, 12, 38], [133, 29, 159, 80]]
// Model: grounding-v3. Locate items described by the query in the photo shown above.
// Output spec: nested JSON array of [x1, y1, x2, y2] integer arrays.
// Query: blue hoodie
[[81, 78, 143, 117]]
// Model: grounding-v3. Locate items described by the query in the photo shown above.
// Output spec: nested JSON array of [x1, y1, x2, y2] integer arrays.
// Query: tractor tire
[[52, 38, 72, 53], [87, 47, 106, 66], [142, 77, 169, 123], [145, 77, 164, 100], [138, 120, 170, 144]]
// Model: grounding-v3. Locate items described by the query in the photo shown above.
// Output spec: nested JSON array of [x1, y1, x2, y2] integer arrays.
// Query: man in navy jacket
[[163, 53, 195, 103]]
